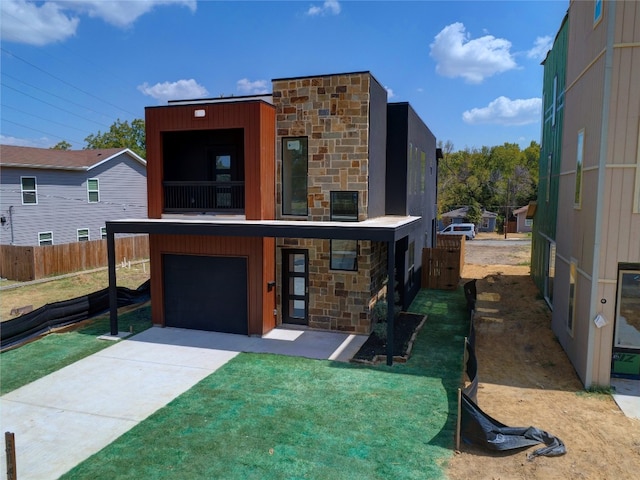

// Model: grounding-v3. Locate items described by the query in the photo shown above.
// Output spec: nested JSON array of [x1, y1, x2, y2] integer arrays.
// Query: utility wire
[[1, 119, 85, 145], [1, 104, 90, 134]]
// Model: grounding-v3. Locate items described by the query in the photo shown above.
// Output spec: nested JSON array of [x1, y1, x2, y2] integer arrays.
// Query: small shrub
[[373, 321, 387, 341]]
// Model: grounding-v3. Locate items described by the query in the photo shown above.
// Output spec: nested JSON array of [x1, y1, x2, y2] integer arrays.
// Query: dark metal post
[[5, 431, 16, 480], [107, 225, 119, 336], [386, 239, 395, 366]]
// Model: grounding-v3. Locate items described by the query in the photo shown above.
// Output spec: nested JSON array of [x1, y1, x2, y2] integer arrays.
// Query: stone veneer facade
[[272, 72, 388, 334]]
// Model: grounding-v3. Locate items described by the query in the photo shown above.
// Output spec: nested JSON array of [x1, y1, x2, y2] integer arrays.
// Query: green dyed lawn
[[62, 288, 468, 480], [0, 305, 152, 395]]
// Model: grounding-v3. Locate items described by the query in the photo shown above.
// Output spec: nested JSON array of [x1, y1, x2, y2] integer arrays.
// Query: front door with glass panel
[[612, 269, 640, 378], [282, 249, 308, 325], [209, 147, 235, 209]]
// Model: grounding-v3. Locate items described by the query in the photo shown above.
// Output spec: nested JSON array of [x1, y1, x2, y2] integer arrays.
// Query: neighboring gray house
[[439, 207, 498, 232], [0, 145, 147, 246], [513, 205, 533, 233]]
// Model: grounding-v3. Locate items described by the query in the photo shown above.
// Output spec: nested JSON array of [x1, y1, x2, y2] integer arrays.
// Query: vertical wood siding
[[149, 234, 275, 335], [145, 101, 276, 220]]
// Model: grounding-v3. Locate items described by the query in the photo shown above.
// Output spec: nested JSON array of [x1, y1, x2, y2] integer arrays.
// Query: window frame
[[574, 129, 584, 209], [77, 228, 90, 242], [87, 178, 100, 203], [594, 0, 603, 26], [281, 137, 308, 216], [21, 176, 38, 205], [330, 239, 358, 272], [330, 191, 359, 221], [38, 231, 53, 246], [568, 259, 577, 336], [101, 226, 107, 240]]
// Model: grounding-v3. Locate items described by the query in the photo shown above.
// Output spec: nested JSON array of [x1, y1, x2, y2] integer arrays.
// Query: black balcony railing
[[163, 181, 245, 212]]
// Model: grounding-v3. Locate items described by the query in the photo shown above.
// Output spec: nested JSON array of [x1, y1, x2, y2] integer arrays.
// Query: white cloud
[[0, 134, 55, 148], [429, 22, 517, 84], [0, 0, 80, 46], [307, 0, 341, 16], [462, 96, 541, 126], [0, 0, 196, 45], [137, 79, 209, 102], [236, 78, 270, 95], [527, 36, 553, 61], [385, 86, 395, 99]]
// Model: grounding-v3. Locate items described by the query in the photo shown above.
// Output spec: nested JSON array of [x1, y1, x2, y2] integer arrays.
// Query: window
[[330, 191, 358, 221], [568, 260, 577, 334], [545, 242, 556, 306], [408, 241, 415, 288], [330, 240, 357, 271], [594, 0, 603, 25], [87, 178, 99, 203], [421, 151, 426, 192], [77, 228, 89, 241], [574, 130, 584, 208], [614, 270, 640, 349], [21, 177, 37, 204], [525, 218, 533, 227], [38, 231, 53, 246], [101, 227, 107, 239], [282, 137, 308, 216]]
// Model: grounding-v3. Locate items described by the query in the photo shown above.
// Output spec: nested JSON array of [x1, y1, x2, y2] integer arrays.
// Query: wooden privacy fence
[[422, 235, 465, 290], [0, 235, 149, 282]]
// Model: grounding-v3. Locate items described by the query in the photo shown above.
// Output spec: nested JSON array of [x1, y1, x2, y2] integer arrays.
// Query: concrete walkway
[[0, 326, 368, 480]]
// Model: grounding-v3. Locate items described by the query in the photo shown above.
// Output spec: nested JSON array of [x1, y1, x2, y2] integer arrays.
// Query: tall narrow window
[[330, 191, 358, 221], [21, 177, 37, 204], [87, 178, 100, 203], [594, 0, 603, 25], [568, 260, 577, 334], [546, 242, 556, 306], [330, 240, 357, 271], [77, 228, 89, 242], [574, 130, 584, 208], [38, 231, 53, 246], [282, 138, 308, 216]]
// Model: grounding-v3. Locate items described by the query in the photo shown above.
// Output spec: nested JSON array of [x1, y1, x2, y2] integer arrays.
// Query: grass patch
[[0, 262, 149, 321], [0, 305, 152, 395], [576, 385, 614, 398], [62, 288, 469, 480]]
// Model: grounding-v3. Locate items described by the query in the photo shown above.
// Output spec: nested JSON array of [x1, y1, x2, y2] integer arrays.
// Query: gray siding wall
[[0, 154, 147, 246], [367, 75, 388, 218]]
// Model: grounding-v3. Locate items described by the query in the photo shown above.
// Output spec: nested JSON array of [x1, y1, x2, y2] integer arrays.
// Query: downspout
[[386, 238, 395, 366], [586, 0, 616, 388], [9, 206, 14, 245]]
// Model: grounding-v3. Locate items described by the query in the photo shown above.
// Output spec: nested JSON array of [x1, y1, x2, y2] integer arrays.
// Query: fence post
[[5, 431, 16, 480]]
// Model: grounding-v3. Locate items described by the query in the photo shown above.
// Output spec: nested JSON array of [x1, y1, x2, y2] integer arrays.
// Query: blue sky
[[1, 0, 569, 152]]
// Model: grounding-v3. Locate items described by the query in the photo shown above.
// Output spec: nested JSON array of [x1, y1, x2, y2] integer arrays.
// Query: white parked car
[[439, 223, 476, 240]]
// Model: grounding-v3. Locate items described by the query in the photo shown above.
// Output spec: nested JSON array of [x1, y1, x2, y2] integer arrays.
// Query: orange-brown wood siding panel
[[149, 234, 276, 336], [145, 101, 276, 220]]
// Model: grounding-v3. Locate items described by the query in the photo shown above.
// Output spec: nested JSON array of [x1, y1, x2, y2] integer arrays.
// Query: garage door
[[163, 254, 248, 334]]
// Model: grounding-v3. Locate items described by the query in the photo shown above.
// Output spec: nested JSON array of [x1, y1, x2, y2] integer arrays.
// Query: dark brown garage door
[[163, 254, 248, 334]]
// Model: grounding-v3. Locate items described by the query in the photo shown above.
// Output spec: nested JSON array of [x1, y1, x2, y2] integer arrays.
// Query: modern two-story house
[[105, 71, 438, 363], [0, 145, 147, 246], [532, 0, 640, 387]]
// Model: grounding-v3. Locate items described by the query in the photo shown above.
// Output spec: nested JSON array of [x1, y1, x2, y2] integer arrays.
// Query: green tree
[[50, 140, 72, 150], [84, 118, 145, 158]]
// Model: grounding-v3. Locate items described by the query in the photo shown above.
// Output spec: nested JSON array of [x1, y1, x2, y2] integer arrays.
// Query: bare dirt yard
[[446, 233, 640, 479]]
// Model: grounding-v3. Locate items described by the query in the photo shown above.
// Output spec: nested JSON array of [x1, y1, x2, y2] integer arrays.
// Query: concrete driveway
[[0, 326, 367, 480]]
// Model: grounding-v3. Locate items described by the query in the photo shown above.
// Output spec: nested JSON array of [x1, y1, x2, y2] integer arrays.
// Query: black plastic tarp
[[460, 392, 566, 459], [1, 280, 150, 351]]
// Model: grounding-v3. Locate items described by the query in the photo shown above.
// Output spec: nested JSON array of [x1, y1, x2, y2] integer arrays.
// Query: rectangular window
[[568, 260, 577, 334], [524, 218, 533, 227], [552, 76, 557, 127], [330, 191, 358, 221], [282, 137, 308, 216], [408, 241, 415, 288], [21, 176, 37, 204], [38, 231, 53, 246], [575, 130, 584, 208], [330, 239, 357, 271], [545, 242, 556, 306], [87, 178, 99, 203], [77, 228, 89, 242], [101, 226, 107, 239], [594, 0, 603, 25]]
